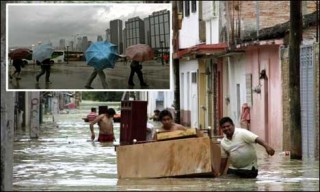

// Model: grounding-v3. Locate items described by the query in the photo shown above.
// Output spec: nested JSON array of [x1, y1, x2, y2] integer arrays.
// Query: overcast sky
[[8, 3, 170, 48]]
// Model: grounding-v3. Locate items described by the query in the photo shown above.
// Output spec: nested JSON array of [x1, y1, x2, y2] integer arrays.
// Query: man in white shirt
[[217, 117, 275, 178]]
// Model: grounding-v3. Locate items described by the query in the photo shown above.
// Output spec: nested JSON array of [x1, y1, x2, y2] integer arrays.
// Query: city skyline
[[7, 3, 171, 48]]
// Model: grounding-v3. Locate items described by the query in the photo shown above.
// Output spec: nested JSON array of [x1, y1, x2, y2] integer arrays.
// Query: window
[[160, 24, 164, 34], [164, 13, 169, 22], [155, 16, 159, 24], [155, 25, 159, 35], [151, 25, 155, 36], [164, 22, 169, 34], [191, 0, 196, 13], [159, 15, 163, 23], [185, 1, 190, 17], [191, 72, 197, 83]]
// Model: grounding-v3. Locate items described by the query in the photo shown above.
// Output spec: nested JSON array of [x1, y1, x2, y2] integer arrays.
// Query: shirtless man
[[158, 109, 186, 131], [90, 108, 116, 142]]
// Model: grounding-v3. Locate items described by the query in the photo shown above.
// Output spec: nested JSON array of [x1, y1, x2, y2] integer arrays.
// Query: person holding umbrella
[[85, 68, 108, 89], [125, 44, 154, 87], [32, 43, 55, 84], [36, 58, 54, 84], [84, 41, 120, 89], [9, 58, 23, 80], [128, 60, 148, 87], [8, 48, 32, 80]]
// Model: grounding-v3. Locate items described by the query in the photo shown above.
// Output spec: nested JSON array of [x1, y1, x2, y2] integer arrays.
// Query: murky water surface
[[13, 101, 319, 191]]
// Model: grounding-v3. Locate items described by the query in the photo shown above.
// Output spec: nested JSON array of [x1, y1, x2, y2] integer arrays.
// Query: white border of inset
[[6, 2, 173, 92]]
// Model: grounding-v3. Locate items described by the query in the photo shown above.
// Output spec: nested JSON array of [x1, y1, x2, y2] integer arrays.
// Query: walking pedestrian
[[216, 117, 275, 178], [85, 68, 108, 89], [89, 108, 116, 142], [10, 58, 23, 80], [163, 53, 169, 65], [128, 60, 148, 87], [36, 58, 53, 84], [86, 107, 98, 122], [149, 109, 160, 121]]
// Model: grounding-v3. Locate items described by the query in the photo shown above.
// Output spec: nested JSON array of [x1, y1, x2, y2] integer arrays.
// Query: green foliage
[[82, 92, 123, 101]]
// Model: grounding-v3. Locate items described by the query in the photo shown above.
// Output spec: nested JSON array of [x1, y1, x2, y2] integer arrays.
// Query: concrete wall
[[201, 1, 220, 44], [314, 42, 319, 159], [225, 1, 317, 38], [179, 1, 200, 48], [224, 54, 247, 127], [245, 45, 283, 149], [146, 91, 174, 116], [137, 91, 175, 120], [179, 59, 198, 128]]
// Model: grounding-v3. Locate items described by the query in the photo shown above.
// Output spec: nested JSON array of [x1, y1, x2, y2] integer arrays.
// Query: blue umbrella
[[32, 43, 54, 62], [85, 41, 119, 70]]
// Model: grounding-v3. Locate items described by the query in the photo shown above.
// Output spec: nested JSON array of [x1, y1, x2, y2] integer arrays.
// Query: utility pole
[[172, 1, 181, 123], [289, 0, 302, 159], [1, 1, 14, 190], [66, 45, 69, 64]]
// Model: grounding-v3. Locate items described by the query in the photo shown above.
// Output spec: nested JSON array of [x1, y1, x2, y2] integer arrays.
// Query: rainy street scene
[[6, 3, 171, 90], [1, 1, 320, 192], [7, 60, 170, 90]]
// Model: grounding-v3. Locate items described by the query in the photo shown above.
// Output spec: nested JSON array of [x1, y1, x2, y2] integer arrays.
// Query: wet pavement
[[8, 60, 170, 90], [13, 101, 319, 191]]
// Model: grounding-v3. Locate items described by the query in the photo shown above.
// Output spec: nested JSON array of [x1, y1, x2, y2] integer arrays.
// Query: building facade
[[124, 17, 145, 50], [81, 36, 88, 52], [110, 19, 123, 54], [97, 35, 103, 42], [148, 9, 170, 53], [173, 1, 319, 155], [105, 28, 111, 42], [59, 39, 65, 50], [144, 17, 151, 46]]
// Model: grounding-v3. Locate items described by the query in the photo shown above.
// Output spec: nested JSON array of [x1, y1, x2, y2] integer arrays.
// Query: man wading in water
[[89, 108, 116, 142]]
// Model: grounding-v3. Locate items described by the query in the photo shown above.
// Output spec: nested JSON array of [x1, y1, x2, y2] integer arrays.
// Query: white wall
[[138, 91, 174, 118], [180, 59, 199, 128], [206, 18, 220, 44], [202, 1, 220, 44], [147, 91, 174, 117], [227, 55, 247, 126], [179, 1, 200, 48]]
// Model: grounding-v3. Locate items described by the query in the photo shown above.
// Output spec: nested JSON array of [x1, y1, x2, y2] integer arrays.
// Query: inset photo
[[7, 3, 172, 91]]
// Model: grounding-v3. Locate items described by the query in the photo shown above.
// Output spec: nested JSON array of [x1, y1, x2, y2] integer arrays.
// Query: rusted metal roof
[[173, 43, 228, 59]]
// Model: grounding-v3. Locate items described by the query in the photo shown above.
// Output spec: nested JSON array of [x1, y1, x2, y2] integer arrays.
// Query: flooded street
[[13, 101, 319, 191]]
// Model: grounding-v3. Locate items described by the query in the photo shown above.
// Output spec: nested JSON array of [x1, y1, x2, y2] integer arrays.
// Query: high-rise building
[[105, 29, 111, 42], [69, 41, 74, 51], [122, 28, 127, 51], [148, 9, 170, 52], [82, 36, 88, 52], [110, 19, 123, 54], [87, 41, 92, 49], [59, 39, 66, 50], [76, 37, 82, 51], [97, 35, 103, 42], [144, 17, 151, 46], [125, 17, 145, 50]]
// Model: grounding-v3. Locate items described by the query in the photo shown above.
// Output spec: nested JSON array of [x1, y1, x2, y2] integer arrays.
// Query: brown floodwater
[[13, 101, 319, 191]]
